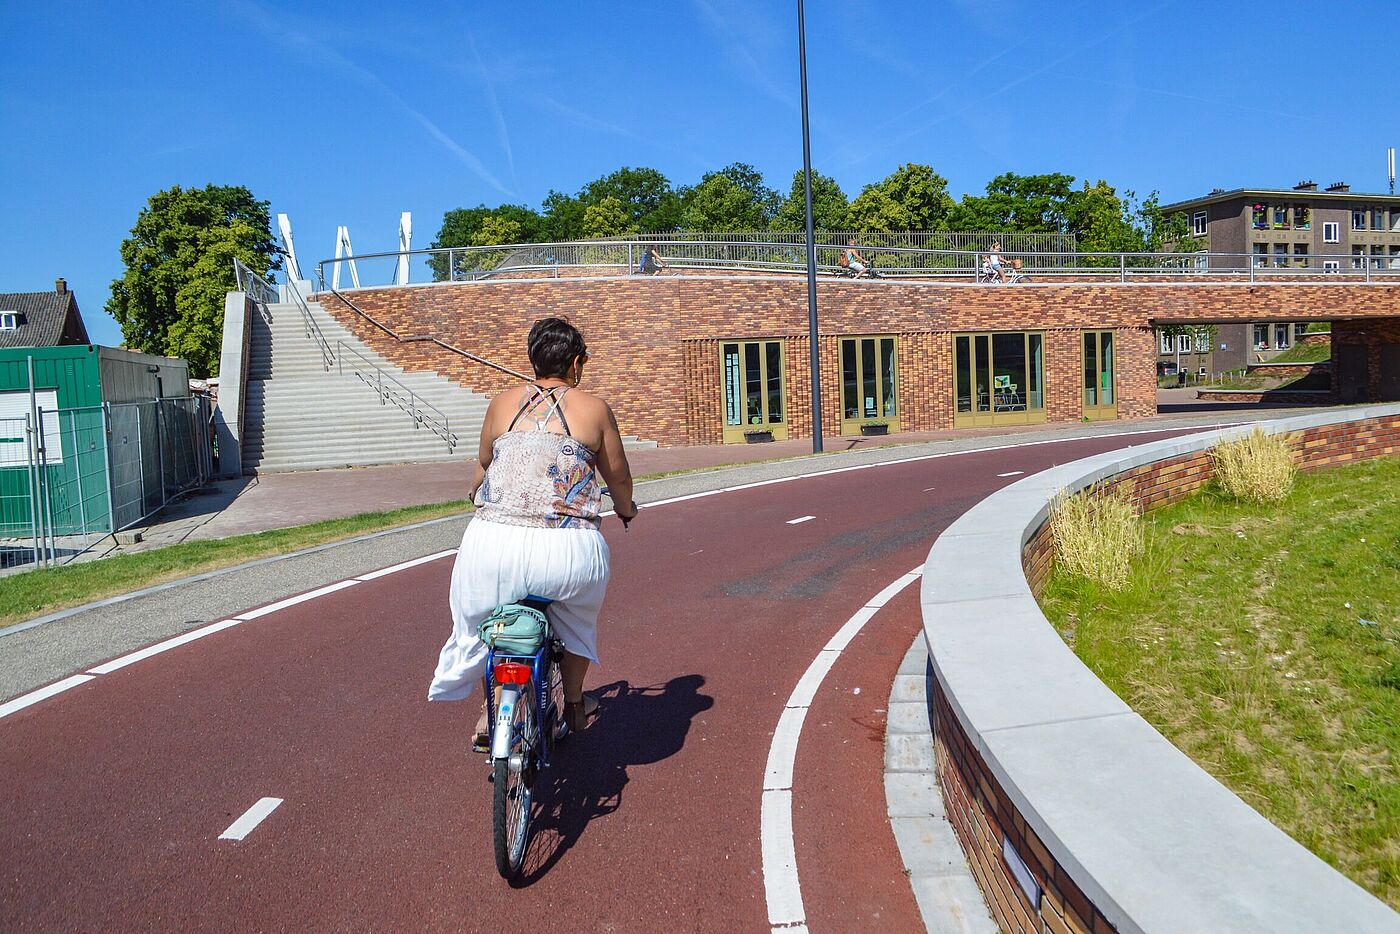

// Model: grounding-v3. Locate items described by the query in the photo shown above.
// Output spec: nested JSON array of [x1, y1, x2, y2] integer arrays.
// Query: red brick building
[[313, 274, 1400, 446]]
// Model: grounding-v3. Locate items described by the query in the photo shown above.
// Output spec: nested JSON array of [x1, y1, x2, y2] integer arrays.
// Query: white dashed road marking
[[0, 675, 96, 721], [219, 797, 284, 841], [997, 470, 1025, 477], [786, 515, 816, 525]]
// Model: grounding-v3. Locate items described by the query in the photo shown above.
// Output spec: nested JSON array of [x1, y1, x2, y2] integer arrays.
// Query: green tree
[[773, 169, 851, 231], [681, 164, 779, 231], [106, 184, 279, 378], [580, 166, 683, 231], [542, 190, 587, 241], [583, 196, 639, 238], [947, 172, 1077, 232], [1065, 180, 1146, 254], [427, 204, 544, 280], [848, 164, 955, 233]]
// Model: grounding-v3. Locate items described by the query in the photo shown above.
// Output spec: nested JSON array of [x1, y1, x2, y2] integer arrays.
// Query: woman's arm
[[468, 393, 506, 499], [595, 401, 636, 518]]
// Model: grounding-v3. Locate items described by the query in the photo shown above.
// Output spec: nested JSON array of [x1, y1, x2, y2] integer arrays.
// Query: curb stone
[[884, 634, 996, 934]]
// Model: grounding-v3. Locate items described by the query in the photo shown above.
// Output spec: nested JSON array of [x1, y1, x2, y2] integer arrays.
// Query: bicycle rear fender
[[492, 685, 523, 761]]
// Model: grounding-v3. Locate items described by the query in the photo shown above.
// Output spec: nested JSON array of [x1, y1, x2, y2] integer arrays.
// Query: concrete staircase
[[241, 300, 492, 472]]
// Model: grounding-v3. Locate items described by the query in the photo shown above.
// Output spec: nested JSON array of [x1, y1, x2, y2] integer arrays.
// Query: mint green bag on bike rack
[[478, 603, 550, 655]]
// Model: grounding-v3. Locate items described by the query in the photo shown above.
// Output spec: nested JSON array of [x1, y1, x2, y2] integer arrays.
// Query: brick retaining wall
[[316, 278, 1400, 445]]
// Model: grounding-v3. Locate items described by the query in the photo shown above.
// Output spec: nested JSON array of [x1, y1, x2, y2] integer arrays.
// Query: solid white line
[[218, 796, 283, 840], [759, 567, 924, 930], [88, 620, 242, 675], [997, 470, 1025, 477], [786, 515, 816, 525], [356, 549, 457, 581], [236, 580, 361, 621], [0, 674, 95, 720]]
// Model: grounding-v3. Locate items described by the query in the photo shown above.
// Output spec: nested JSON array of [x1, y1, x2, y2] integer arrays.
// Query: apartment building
[[1164, 181, 1400, 270]]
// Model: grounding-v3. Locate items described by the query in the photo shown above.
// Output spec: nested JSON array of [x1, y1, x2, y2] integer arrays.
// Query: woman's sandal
[[564, 694, 599, 733]]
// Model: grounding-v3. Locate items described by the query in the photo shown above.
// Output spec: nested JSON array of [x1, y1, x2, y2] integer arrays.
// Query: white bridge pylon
[[325, 212, 412, 289]]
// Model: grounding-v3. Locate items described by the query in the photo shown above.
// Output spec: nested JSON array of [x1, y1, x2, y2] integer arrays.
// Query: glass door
[[720, 340, 788, 442], [840, 336, 899, 435], [953, 332, 1046, 428], [1082, 331, 1117, 420]]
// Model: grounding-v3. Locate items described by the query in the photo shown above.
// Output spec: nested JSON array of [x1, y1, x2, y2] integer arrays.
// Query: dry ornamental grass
[[1049, 487, 1144, 590], [1211, 427, 1298, 503]]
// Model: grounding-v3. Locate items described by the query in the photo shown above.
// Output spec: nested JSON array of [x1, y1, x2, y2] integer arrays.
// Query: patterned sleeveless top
[[474, 386, 604, 530]]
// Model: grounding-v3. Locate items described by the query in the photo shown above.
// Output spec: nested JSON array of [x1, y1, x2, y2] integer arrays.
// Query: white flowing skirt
[[427, 518, 610, 702]]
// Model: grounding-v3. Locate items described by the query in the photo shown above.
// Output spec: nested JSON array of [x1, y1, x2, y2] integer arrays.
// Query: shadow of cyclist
[[510, 674, 713, 886]]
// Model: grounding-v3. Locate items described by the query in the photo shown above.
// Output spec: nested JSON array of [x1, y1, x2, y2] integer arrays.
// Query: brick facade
[[315, 277, 1400, 445], [984, 413, 1400, 932]]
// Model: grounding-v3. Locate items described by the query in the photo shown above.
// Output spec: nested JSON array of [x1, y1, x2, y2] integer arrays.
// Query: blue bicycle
[[484, 595, 567, 878]]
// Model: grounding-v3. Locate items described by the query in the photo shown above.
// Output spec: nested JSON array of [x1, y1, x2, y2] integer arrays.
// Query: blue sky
[[3, 0, 1398, 347]]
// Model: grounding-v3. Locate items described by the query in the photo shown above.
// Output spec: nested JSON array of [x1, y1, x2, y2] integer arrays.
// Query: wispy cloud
[[467, 30, 518, 193], [224, 0, 510, 195], [836, 2, 1155, 171], [692, 0, 797, 111]]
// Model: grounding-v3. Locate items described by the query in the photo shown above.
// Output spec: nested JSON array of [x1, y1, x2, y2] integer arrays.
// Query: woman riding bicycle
[[427, 317, 638, 743]]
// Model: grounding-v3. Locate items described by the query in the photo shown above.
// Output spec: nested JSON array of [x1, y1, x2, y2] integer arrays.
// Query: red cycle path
[[1, 431, 1188, 932]]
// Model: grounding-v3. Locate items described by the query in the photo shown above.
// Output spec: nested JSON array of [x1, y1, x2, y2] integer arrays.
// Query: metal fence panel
[[2, 397, 214, 574]]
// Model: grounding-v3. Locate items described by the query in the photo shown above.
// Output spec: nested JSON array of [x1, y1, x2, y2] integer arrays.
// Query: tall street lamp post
[[797, 0, 823, 453]]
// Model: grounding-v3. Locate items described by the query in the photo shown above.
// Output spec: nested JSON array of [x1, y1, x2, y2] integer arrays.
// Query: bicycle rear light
[[493, 662, 532, 685]]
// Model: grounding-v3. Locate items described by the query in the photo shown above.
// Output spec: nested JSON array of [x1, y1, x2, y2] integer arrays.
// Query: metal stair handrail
[[233, 257, 278, 322], [323, 286, 532, 382], [283, 278, 337, 371], [335, 340, 456, 450]]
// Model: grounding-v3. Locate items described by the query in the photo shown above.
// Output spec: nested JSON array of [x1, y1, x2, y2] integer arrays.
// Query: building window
[[1294, 206, 1311, 229], [1198, 366, 1208, 376], [1194, 330, 1210, 353], [1176, 333, 1191, 353], [1374, 207, 1386, 230], [721, 340, 787, 442], [1352, 246, 1366, 269], [0, 312, 16, 331], [1274, 326, 1291, 350], [954, 332, 1046, 427], [1253, 244, 1268, 267], [1082, 331, 1116, 418], [1273, 206, 1288, 228], [1159, 330, 1173, 354], [840, 336, 899, 434], [1252, 204, 1268, 229], [1353, 208, 1368, 230], [1324, 260, 1341, 272], [1294, 243, 1309, 266], [1323, 221, 1340, 242], [1273, 243, 1288, 267], [1191, 211, 1207, 236], [1254, 324, 1268, 349]]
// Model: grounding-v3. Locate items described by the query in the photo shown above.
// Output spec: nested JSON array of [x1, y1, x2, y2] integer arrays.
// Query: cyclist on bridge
[[427, 317, 638, 746]]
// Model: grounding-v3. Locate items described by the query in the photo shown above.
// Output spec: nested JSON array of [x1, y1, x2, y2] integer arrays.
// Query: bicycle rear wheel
[[492, 687, 537, 877]]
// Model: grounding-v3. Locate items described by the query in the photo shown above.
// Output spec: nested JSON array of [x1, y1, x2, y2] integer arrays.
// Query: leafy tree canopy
[[580, 166, 683, 231], [583, 196, 639, 238], [426, 204, 544, 279], [106, 183, 279, 378], [681, 163, 781, 231], [773, 169, 851, 232], [849, 164, 956, 232]]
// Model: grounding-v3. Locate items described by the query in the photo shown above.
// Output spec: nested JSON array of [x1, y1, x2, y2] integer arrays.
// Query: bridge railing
[[315, 239, 1400, 290]]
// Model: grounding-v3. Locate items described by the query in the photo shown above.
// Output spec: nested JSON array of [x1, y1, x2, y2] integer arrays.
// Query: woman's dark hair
[[527, 317, 587, 379]]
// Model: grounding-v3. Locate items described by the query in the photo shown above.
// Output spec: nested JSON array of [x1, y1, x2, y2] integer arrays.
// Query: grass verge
[[1269, 341, 1332, 365], [1039, 456, 1400, 907], [0, 500, 471, 630]]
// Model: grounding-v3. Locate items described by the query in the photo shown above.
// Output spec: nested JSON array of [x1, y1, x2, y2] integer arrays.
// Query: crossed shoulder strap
[[507, 384, 573, 435]]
